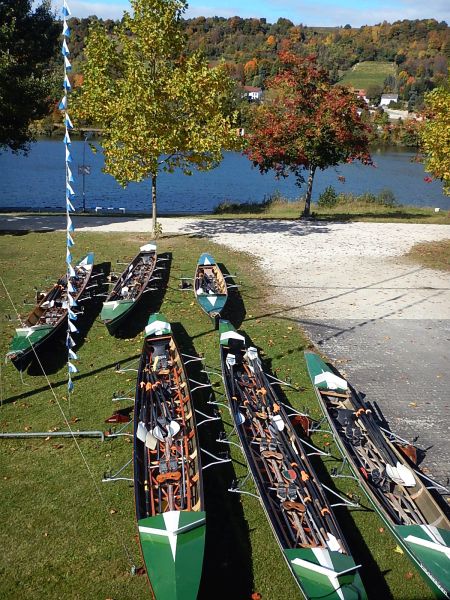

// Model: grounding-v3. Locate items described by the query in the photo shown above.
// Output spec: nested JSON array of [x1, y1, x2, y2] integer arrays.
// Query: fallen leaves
[[394, 545, 404, 555]]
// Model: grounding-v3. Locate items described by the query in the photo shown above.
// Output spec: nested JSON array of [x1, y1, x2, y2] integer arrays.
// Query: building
[[379, 93, 399, 107], [242, 86, 263, 101]]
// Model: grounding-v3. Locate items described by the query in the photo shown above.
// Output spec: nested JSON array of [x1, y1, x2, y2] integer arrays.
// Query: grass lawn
[[406, 238, 450, 271], [0, 231, 434, 599], [339, 61, 397, 90]]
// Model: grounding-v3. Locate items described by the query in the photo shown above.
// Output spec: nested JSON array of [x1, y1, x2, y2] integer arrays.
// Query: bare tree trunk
[[151, 173, 157, 235], [302, 165, 316, 218]]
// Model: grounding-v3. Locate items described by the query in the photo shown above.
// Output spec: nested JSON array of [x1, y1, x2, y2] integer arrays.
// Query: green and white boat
[[194, 253, 228, 328], [219, 320, 367, 600], [305, 351, 450, 599], [101, 244, 157, 335], [134, 314, 205, 599], [6, 253, 94, 371]]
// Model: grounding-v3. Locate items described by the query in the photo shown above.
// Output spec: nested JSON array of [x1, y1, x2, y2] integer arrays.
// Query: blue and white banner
[[60, 1, 78, 394]]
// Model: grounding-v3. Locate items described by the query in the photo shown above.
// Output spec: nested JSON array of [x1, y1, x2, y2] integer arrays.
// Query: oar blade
[[386, 463, 416, 487]]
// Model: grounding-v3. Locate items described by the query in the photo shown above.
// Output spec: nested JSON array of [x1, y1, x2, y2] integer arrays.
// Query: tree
[[0, 0, 59, 153], [73, 0, 239, 233], [245, 52, 372, 217], [420, 79, 450, 195]]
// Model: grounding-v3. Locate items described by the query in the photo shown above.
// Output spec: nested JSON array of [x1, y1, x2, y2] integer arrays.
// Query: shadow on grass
[[171, 322, 254, 600], [315, 211, 440, 222], [111, 252, 172, 339], [219, 262, 246, 329], [26, 261, 110, 376], [4, 353, 142, 406]]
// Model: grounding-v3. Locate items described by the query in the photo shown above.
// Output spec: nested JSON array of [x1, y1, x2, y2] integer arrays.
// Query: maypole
[[58, 0, 78, 395]]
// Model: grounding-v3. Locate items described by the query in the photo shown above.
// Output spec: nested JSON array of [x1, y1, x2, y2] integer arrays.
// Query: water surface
[[0, 141, 448, 213]]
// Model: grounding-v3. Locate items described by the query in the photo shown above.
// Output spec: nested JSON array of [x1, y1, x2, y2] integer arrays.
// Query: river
[[0, 140, 448, 213]]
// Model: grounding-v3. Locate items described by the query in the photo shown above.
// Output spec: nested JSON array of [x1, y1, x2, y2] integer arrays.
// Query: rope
[[0, 274, 135, 568]]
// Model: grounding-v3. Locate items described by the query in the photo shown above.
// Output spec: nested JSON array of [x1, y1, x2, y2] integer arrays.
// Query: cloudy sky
[[62, 0, 449, 27]]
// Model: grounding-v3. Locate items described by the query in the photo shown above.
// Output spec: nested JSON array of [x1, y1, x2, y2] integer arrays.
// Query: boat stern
[[285, 547, 367, 600], [138, 510, 206, 600]]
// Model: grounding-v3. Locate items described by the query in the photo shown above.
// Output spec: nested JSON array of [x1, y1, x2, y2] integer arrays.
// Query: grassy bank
[[406, 239, 450, 271], [212, 195, 450, 224], [0, 231, 433, 599]]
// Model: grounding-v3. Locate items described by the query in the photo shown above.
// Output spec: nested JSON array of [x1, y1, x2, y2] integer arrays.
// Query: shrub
[[318, 186, 339, 208], [376, 188, 397, 206]]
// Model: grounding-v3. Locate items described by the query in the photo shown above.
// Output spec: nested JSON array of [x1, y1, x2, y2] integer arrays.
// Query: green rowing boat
[[134, 314, 205, 599], [194, 253, 228, 328], [305, 351, 450, 599], [219, 321, 367, 600], [101, 244, 157, 335], [6, 253, 94, 371]]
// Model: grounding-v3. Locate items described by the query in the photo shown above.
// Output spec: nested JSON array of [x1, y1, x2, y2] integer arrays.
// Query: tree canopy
[[420, 79, 450, 195], [0, 0, 59, 153], [245, 52, 372, 216], [73, 0, 240, 232]]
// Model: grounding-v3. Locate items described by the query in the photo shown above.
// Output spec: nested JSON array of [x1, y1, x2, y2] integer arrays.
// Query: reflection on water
[[0, 140, 448, 212]]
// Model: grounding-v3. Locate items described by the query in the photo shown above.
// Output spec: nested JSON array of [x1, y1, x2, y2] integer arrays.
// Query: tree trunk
[[151, 173, 157, 235], [302, 165, 316, 218]]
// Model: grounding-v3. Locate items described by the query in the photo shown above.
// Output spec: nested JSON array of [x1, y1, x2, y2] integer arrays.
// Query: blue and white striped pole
[[59, 0, 78, 393]]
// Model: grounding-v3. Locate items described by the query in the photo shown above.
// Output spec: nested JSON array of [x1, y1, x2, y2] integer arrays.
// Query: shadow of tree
[[219, 262, 246, 329]]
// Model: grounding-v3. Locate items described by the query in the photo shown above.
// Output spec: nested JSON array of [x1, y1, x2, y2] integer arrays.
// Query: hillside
[[65, 16, 448, 110], [339, 61, 397, 91]]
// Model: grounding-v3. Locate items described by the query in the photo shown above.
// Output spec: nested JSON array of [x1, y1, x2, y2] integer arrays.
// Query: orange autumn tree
[[245, 53, 372, 217]]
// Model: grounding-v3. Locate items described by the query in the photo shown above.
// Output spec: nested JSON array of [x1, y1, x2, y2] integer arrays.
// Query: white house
[[379, 93, 399, 107], [243, 86, 263, 101]]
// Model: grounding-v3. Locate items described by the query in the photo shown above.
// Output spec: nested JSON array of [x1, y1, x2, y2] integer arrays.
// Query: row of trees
[[64, 16, 449, 101], [1, 0, 448, 226]]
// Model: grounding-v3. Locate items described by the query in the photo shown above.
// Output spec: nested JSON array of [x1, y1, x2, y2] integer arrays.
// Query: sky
[[59, 0, 449, 28]]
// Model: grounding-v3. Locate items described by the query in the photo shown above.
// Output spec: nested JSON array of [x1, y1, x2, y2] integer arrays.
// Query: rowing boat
[[219, 320, 367, 600], [194, 253, 228, 328], [6, 253, 94, 371], [134, 314, 205, 600], [305, 351, 450, 599], [101, 243, 157, 335]]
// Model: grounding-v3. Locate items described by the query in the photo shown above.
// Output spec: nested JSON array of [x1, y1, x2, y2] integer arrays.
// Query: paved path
[[2, 214, 449, 489]]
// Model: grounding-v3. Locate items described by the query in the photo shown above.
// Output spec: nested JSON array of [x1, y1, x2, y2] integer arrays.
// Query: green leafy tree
[[245, 52, 372, 217], [0, 0, 59, 153], [73, 0, 239, 233], [420, 79, 450, 194]]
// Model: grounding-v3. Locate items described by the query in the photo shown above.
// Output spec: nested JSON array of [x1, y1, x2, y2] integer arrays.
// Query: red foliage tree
[[245, 52, 372, 217]]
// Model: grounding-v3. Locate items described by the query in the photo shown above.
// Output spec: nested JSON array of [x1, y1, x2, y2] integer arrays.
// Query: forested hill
[[68, 16, 449, 106]]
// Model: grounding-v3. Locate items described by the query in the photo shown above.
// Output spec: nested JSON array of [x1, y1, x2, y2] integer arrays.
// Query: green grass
[[339, 61, 397, 90], [0, 231, 434, 599], [406, 239, 450, 271]]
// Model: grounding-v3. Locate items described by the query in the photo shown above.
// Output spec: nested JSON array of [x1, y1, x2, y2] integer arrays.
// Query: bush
[[376, 188, 397, 206], [318, 186, 339, 208]]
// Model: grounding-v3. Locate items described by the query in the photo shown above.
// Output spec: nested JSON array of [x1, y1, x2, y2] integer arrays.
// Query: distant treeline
[[65, 16, 448, 106]]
